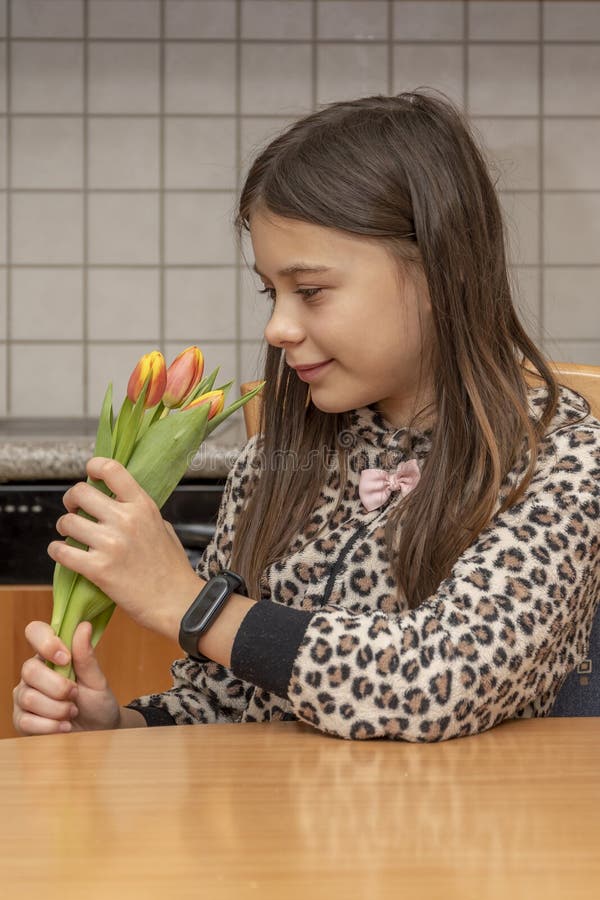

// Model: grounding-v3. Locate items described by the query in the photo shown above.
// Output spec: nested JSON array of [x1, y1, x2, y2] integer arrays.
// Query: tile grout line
[[1, 113, 599, 121], [387, 0, 393, 93], [464, 0, 468, 111], [5, 36, 600, 46], [538, 0, 545, 349], [159, 0, 165, 358], [312, 0, 317, 107], [82, 0, 89, 416], [234, 0, 242, 392], [4, 0, 9, 414], [5, 187, 600, 194]]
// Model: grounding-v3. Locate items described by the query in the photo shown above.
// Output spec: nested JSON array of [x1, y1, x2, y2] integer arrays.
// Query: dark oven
[[0, 479, 226, 585]]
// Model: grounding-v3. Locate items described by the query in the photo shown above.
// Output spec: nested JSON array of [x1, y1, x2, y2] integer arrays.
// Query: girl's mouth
[[294, 360, 333, 382]]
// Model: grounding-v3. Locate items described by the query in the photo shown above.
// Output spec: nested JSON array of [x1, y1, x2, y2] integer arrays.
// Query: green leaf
[[126, 399, 211, 510], [184, 367, 220, 405], [213, 380, 234, 403], [112, 379, 149, 466], [89, 604, 116, 649], [136, 400, 165, 443], [50, 562, 79, 636], [50, 576, 115, 678], [94, 382, 114, 458], [206, 380, 265, 435]]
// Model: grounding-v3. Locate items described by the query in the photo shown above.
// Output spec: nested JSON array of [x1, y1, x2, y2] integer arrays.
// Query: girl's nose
[[263, 300, 305, 348]]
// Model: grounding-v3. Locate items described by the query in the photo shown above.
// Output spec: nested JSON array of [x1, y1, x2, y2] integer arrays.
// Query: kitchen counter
[[0, 414, 247, 482]]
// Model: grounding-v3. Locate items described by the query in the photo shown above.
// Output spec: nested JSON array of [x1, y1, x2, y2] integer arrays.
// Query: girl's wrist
[[196, 592, 257, 668]]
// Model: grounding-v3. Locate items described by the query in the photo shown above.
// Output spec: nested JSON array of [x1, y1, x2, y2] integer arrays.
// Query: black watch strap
[[178, 569, 247, 662]]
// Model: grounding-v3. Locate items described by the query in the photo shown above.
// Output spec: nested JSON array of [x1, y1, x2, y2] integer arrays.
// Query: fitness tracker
[[178, 569, 247, 661]]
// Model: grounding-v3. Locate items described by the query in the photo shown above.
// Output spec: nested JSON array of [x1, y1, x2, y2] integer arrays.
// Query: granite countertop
[[0, 414, 248, 482]]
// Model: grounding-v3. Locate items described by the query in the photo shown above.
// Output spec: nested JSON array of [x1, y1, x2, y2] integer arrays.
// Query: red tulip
[[163, 346, 205, 409], [183, 389, 225, 420], [126, 350, 167, 409]]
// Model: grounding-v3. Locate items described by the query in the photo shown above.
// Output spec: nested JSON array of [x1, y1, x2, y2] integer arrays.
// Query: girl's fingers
[[16, 684, 77, 724], [86, 457, 145, 504], [55, 510, 98, 547], [24, 620, 71, 667], [21, 656, 76, 702], [62, 480, 115, 520], [15, 710, 74, 735], [47, 539, 96, 582]]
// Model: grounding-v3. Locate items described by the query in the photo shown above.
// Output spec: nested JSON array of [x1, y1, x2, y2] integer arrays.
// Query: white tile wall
[[11, 269, 83, 340], [165, 118, 237, 189], [544, 119, 600, 190], [317, 44, 388, 105], [241, 1, 312, 40], [88, 269, 161, 341], [393, 45, 464, 106], [544, 1, 600, 40], [12, 0, 84, 39], [11, 343, 84, 416], [165, 0, 236, 40], [544, 195, 600, 265], [241, 43, 312, 114], [469, 2, 538, 41], [11, 42, 83, 113], [165, 268, 237, 342], [544, 45, 600, 116], [318, 1, 388, 40], [164, 192, 237, 265], [468, 45, 539, 116], [12, 194, 83, 264], [88, 43, 160, 114], [472, 118, 538, 191], [88, 118, 160, 189], [165, 43, 236, 114], [0, 270, 6, 341], [393, 1, 463, 41], [0, 0, 598, 417], [88, 0, 161, 39], [12, 118, 84, 189], [88, 194, 159, 265]]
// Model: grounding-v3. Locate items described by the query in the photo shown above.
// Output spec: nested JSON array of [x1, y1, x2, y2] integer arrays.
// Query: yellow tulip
[[126, 350, 167, 409], [183, 389, 225, 420]]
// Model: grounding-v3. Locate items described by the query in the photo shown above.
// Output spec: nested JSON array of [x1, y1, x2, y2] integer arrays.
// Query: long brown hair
[[231, 90, 560, 610]]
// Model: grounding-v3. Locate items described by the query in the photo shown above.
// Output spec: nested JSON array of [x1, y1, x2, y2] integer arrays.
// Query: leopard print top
[[125, 384, 600, 742]]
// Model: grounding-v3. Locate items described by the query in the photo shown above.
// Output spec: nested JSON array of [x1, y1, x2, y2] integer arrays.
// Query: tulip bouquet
[[49, 346, 264, 681]]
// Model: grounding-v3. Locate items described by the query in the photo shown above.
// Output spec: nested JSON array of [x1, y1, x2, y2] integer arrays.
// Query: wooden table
[[1, 718, 598, 899]]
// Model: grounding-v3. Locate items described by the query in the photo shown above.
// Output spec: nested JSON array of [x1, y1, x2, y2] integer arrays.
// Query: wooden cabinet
[[1, 586, 183, 739]]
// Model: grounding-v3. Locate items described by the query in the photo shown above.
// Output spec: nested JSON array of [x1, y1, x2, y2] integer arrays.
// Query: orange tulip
[[183, 389, 225, 420], [126, 350, 167, 408], [163, 346, 205, 409]]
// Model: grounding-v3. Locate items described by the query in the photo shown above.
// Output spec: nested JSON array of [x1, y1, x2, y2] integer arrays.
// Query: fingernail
[[69, 686, 78, 700], [69, 705, 79, 719], [54, 651, 69, 665], [59, 721, 72, 732]]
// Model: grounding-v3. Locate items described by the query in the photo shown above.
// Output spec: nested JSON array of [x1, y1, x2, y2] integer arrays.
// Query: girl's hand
[[47, 457, 204, 640], [13, 620, 120, 735]]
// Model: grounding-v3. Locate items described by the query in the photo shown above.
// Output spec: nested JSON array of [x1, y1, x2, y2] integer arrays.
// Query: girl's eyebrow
[[252, 262, 332, 278]]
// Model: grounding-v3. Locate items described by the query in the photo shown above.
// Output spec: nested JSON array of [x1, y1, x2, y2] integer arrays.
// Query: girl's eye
[[258, 287, 322, 302]]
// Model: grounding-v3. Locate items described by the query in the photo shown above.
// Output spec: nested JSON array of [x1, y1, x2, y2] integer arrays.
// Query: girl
[[14, 90, 600, 742]]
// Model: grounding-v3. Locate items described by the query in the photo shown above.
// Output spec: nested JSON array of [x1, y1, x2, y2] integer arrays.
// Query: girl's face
[[250, 208, 436, 428]]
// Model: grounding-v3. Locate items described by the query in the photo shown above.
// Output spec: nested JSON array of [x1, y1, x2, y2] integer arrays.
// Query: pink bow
[[358, 458, 421, 512]]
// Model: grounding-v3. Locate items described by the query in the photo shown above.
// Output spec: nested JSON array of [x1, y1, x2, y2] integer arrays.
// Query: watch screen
[[186, 578, 227, 628]]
